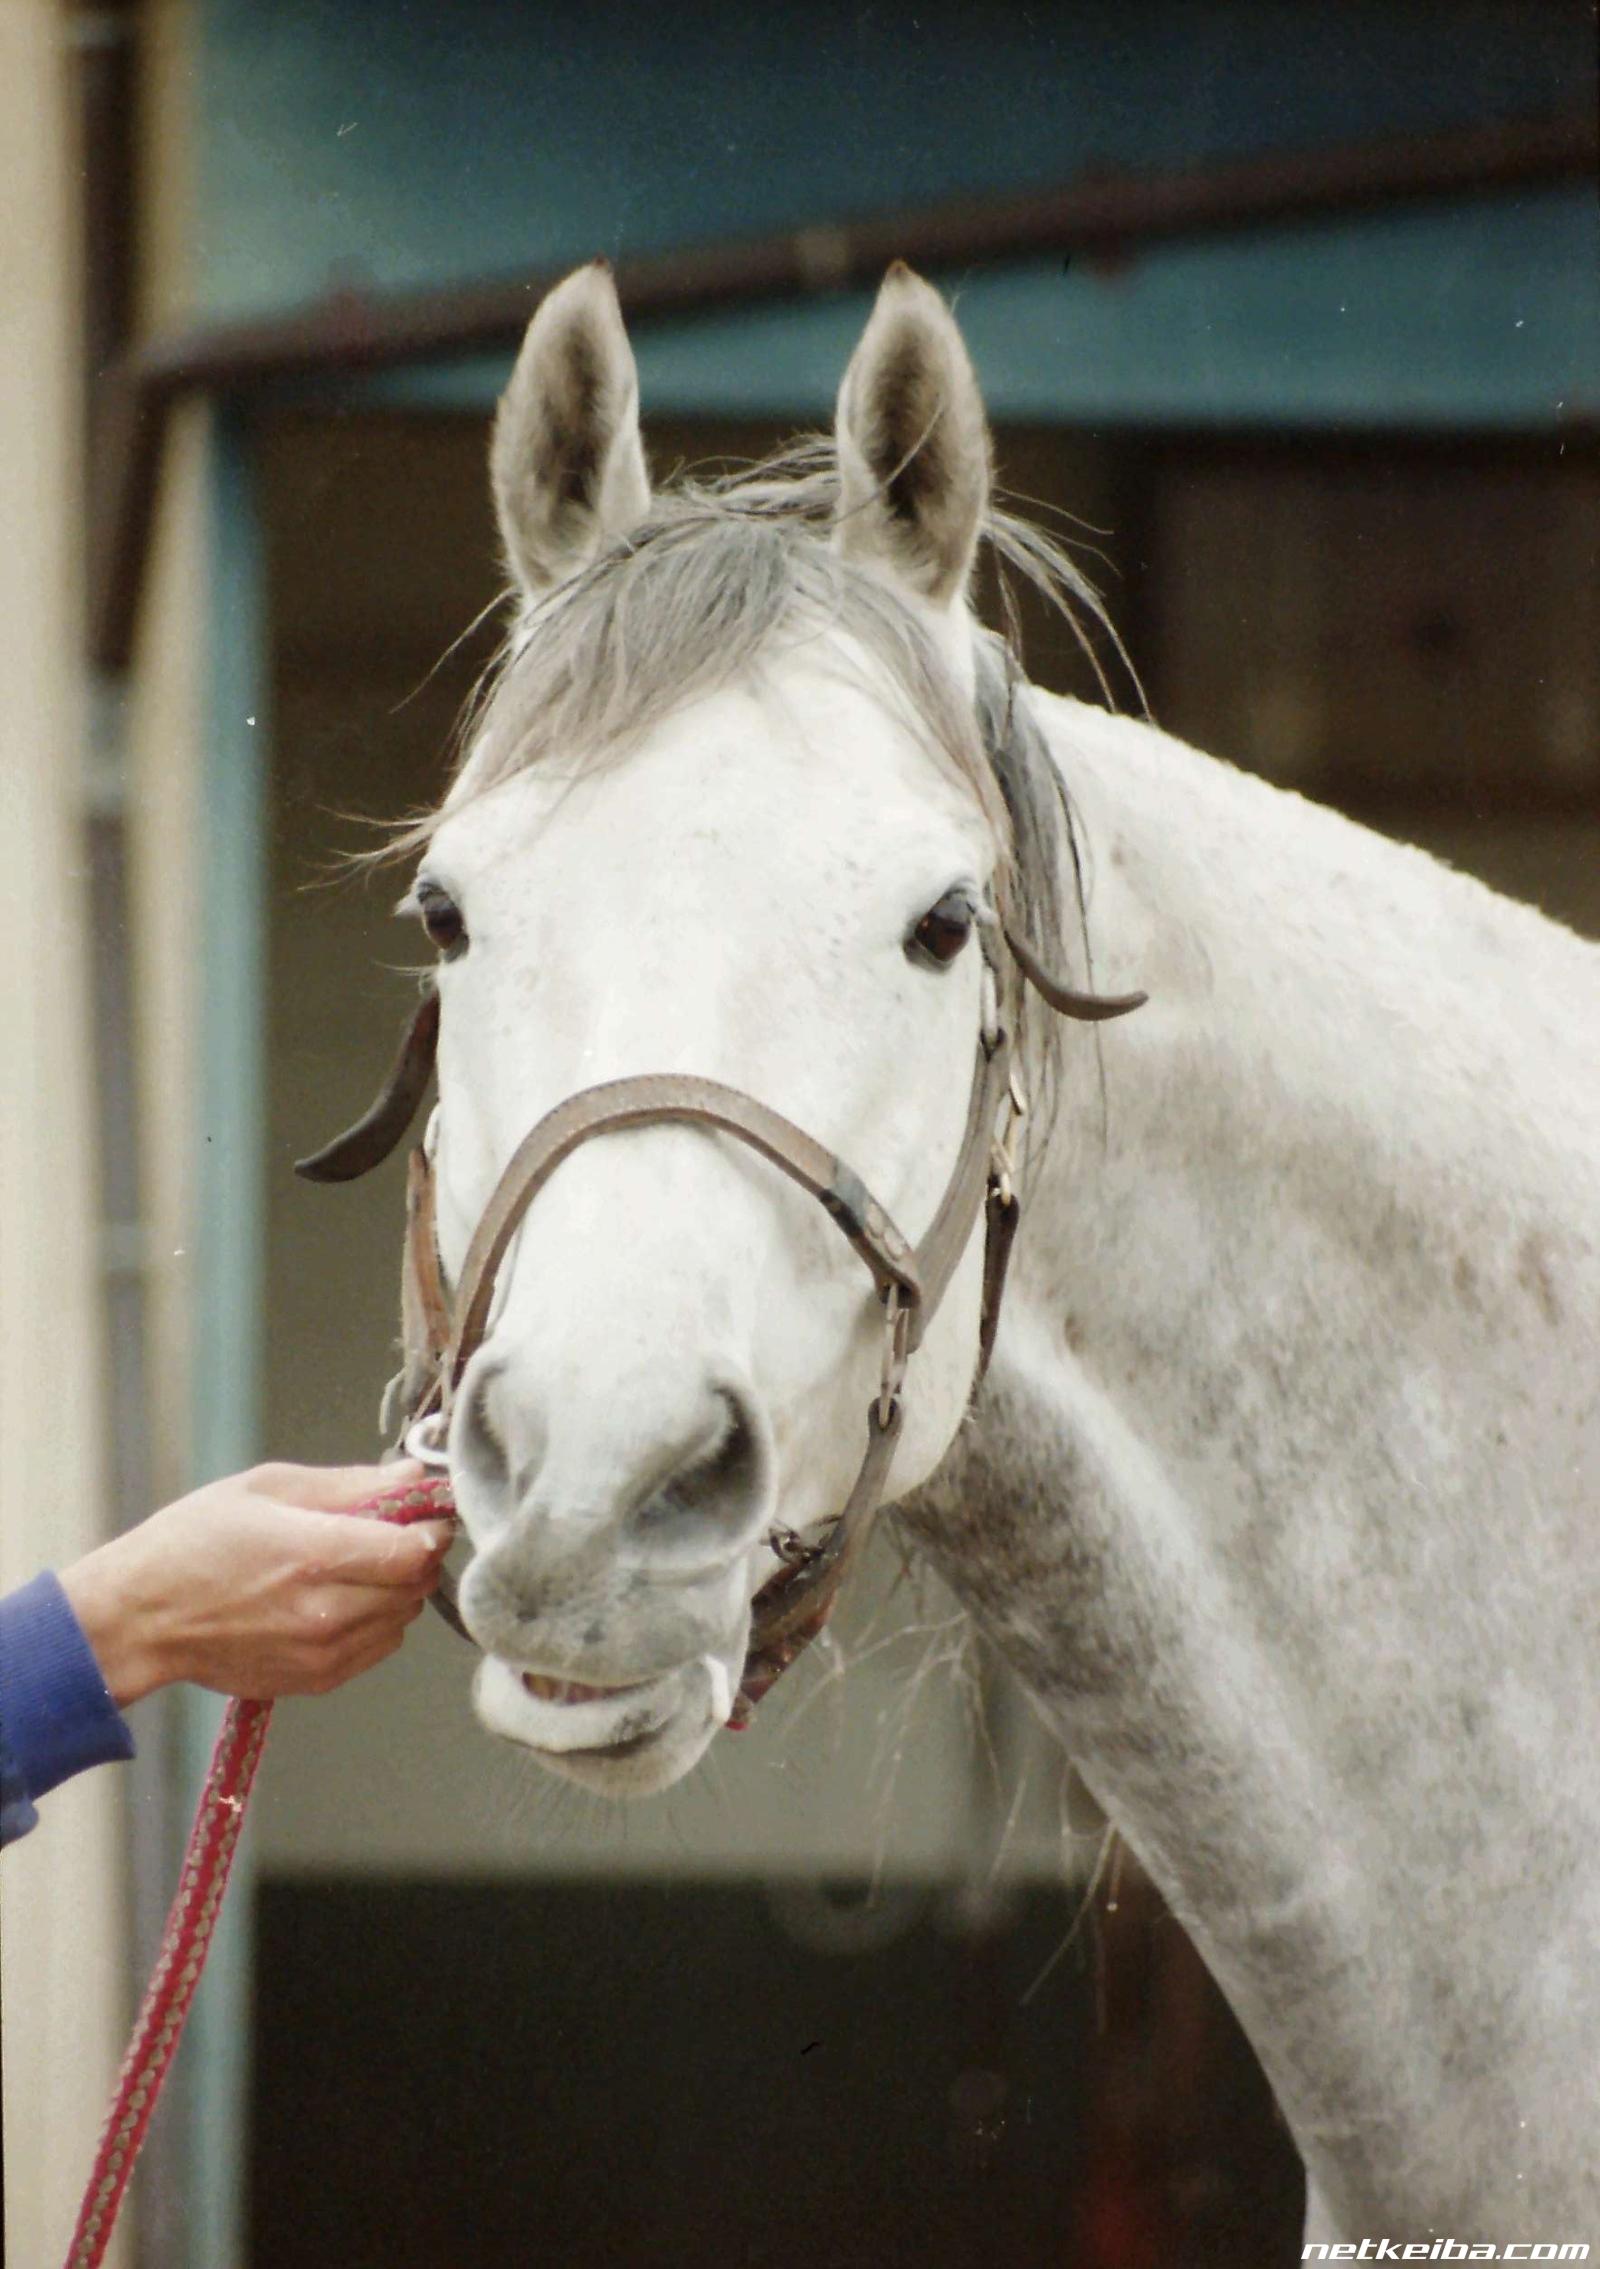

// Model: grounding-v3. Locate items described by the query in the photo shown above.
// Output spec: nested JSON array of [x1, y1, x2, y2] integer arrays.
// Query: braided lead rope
[[62, 1476, 455, 2269]]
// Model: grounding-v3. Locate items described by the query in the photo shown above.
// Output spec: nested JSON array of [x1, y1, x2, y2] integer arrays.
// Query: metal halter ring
[[403, 1410, 451, 1470]]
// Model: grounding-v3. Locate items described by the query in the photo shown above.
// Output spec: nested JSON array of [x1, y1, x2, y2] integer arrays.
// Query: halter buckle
[[878, 1285, 912, 1428]]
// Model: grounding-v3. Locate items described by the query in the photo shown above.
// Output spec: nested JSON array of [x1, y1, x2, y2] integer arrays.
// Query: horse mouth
[[521, 1671, 651, 1706], [473, 1653, 735, 1790], [492, 1659, 686, 1757]]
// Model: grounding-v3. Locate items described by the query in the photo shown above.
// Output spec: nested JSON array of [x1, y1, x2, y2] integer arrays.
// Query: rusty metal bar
[[89, 108, 1597, 670]]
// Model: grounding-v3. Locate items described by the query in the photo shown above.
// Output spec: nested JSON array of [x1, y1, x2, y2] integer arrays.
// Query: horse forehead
[[438, 667, 985, 897]]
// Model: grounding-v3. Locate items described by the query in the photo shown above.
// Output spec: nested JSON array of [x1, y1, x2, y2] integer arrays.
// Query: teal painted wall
[[196, 0, 1598, 427], [181, 408, 266, 2269]]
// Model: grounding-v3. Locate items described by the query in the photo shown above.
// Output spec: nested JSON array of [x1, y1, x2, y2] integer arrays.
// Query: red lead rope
[[62, 1476, 456, 2269]]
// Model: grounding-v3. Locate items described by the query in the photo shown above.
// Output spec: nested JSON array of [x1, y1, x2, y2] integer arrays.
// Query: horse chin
[[471, 1651, 733, 1797]]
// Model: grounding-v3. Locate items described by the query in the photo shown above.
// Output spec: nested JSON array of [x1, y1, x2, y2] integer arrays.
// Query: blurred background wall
[[0, 10, 128, 2267], [7, 3, 1594, 2265]]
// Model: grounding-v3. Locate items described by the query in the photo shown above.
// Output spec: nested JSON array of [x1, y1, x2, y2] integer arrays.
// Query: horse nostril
[[630, 1386, 767, 1554], [451, 1357, 768, 1563]]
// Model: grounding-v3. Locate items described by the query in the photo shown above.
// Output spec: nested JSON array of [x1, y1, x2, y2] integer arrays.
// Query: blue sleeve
[[0, 1572, 136, 1849]]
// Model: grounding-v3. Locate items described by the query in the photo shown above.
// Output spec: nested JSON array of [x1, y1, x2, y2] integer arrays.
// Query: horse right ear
[[833, 263, 991, 612], [490, 260, 652, 599]]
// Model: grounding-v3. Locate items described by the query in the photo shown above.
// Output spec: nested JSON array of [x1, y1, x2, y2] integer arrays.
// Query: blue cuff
[[1, 1736, 39, 1846], [0, 1571, 136, 1803]]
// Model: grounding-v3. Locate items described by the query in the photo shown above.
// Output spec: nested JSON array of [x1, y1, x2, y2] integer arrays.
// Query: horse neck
[[910, 692, 1600, 2228]]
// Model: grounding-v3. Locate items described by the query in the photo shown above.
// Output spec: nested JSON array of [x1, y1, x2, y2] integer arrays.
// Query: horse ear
[[833, 264, 991, 609], [490, 260, 652, 598]]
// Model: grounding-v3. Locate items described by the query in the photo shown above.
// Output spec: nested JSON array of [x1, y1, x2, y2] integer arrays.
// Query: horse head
[[302, 261, 1127, 1791]]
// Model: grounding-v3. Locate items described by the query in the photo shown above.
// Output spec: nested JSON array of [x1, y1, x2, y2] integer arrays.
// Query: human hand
[[58, 1462, 455, 1708]]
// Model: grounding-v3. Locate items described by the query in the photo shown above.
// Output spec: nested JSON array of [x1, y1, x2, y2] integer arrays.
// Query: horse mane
[[386, 436, 1130, 1124]]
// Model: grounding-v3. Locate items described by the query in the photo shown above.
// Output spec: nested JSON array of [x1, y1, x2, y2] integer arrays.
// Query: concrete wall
[[0, 8, 128, 2263]]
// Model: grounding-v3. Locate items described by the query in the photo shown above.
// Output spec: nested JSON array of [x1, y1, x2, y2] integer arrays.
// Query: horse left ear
[[834, 264, 991, 609], [490, 259, 652, 599]]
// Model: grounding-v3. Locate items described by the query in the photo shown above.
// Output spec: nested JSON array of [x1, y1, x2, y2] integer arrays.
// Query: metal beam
[[88, 108, 1597, 671]]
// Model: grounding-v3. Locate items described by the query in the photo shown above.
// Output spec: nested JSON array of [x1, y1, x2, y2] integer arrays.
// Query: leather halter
[[297, 918, 1144, 1722]]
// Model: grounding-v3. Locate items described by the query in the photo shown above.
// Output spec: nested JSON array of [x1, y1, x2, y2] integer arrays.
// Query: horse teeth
[[521, 1671, 636, 1705]]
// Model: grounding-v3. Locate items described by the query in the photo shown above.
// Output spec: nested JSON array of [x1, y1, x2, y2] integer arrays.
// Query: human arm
[[0, 1571, 134, 1845], [1, 1462, 453, 1847]]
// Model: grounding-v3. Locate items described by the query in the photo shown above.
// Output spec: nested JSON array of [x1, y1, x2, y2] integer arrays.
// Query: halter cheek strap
[[1000, 921, 1147, 1023], [295, 988, 440, 1183]]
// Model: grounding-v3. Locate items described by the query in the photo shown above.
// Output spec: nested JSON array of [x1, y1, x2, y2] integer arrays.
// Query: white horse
[[348, 262, 1600, 2244]]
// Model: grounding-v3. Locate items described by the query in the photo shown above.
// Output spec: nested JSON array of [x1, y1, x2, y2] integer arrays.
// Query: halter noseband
[[296, 915, 1143, 1724]]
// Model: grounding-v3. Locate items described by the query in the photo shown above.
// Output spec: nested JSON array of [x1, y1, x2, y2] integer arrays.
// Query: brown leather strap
[[976, 1185, 1021, 1382], [295, 988, 439, 1183], [730, 1399, 904, 1726], [444, 1073, 924, 1405], [394, 1144, 473, 1641], [1003, 922, 1147, 1022], [400, 1146, 451, 1396], [428, 1560, 473, 1643], [907, 1028, 1013, 1345]]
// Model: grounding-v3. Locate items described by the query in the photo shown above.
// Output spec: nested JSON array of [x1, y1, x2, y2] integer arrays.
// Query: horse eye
[[415, 882, 467, 959], [907, 891, 974, 969]]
